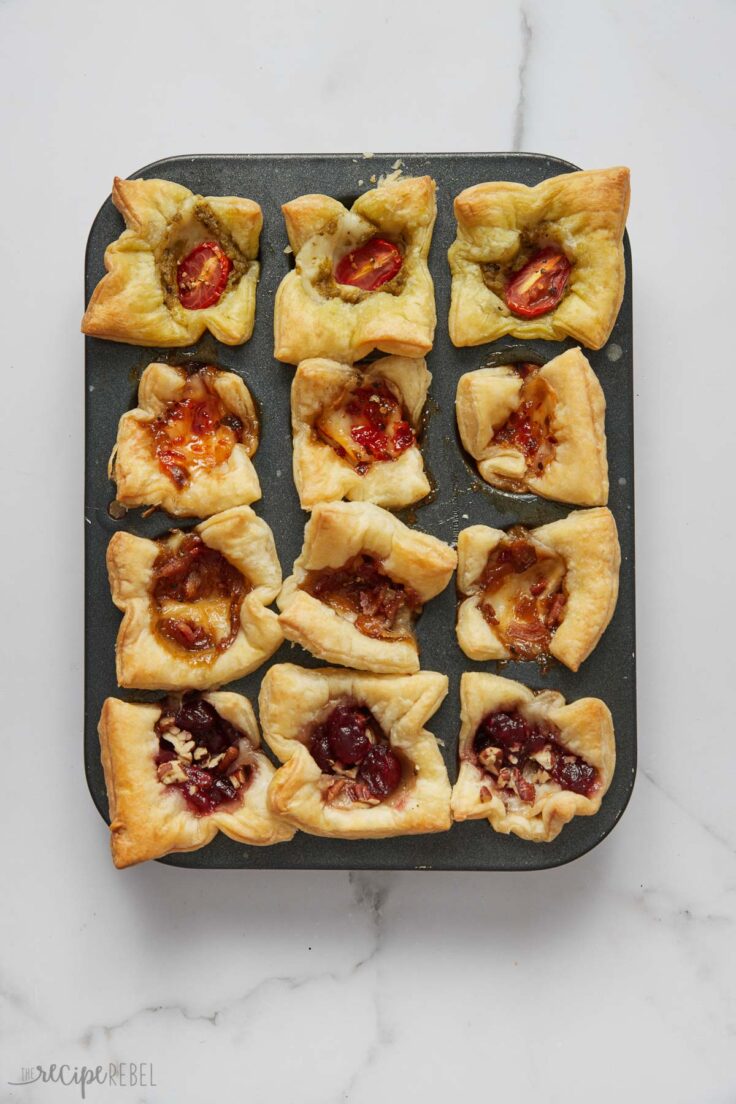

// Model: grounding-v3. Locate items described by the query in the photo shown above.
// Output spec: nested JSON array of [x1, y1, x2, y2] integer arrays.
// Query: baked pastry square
[[448, 167, 630, 350], [274, 176, 437, 363], [99, 691, 295, 867], [456, 508, 619, 671], [455, 347, 608, 506], [110, 361, 260, 517], [451, 673, 615, 842], [107, 506, 282, 690], [291, 355, 431, 509], [260, 664, 451, 838], [278, 502, 457, 674], [82, 176, 262, 346]]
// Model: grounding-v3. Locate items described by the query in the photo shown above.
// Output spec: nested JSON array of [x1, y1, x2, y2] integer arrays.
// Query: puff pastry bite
[[274, 176, 437, 363], [448, 167, 630, 350], [110, 361, 260, 517], [456, 508, 619, 672], [278, 502, 457, 674], [107, 506, 282, 690], [291, 355, 431, 509], [99, 691, 295, 867], [260, 664, 451, 838], [451, 673, 615, 842], [455, 348, 608, 506], [82, 176, 262, 346]]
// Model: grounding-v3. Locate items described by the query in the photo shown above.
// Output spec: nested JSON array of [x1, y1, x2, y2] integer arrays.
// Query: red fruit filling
[[315, 379, 416, 474], [471, 708, 599, 804], [308, 701, 403, 803], [155, 695, 254, 816]]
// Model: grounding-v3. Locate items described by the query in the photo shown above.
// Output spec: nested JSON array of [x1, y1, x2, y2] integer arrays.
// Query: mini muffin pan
[[84, 153, 636, 870]]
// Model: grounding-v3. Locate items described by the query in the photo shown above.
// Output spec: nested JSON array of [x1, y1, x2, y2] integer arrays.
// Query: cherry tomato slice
[[504, 248, 571, 319], [177, 241, 232, 310], [334, 237, 402, 291]]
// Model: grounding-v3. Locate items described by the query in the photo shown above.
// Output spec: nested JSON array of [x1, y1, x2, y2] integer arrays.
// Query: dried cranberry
[[553, 757, 598, 797], [310, 726, 334, 772], [473, 711, 530, 754], [174, 698, 237, 755], [357, 744, 402, 798], [327, 706, 371, 765]]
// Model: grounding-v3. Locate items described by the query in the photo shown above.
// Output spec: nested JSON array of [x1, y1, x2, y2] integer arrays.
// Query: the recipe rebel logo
[[8, 1063, 156, 1098]]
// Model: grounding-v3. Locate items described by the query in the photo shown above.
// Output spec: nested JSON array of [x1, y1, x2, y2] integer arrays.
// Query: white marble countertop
[[2, 1, 735, 1101]]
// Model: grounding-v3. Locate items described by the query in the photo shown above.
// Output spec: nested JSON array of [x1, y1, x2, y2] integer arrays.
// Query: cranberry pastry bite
[[260, 664, 451, 838], [448, 167, 630, 350], [107, 506, 282, 690], [82, 176, 262, 346], [455, 348, 608, 506], [274, 175, 436, 363], [277, 502, 457, 674], [451, 673, 615, 842], [291, 355, 431, 509], [456, 508, 620, 672], [98, 692, 295, 867], [110, 361, 260, 517]]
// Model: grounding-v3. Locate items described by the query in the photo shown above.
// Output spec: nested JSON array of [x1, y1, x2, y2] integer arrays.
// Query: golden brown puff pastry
[[455, 348, 608, 506], [278, 502, 457, 674], [110, 361, 260, 517], [99, 691, 295, 868], [448, 167, 630, 350], [274, 176, 437, 364], [82, 177, 262, 346], [107, 506, 282, 690], [291, 355, 431, 510], [260, 664, 451, 838], [456, 508, 620, 672], [451, 673, 615, 842]]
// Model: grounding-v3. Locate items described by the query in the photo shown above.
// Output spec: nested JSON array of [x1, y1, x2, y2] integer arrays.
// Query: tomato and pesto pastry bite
[[82, 176, 262, 346], [98, 692, 295, 868], [274, 175, 437, 364], [110, 361, 260, 517], [291, 355, 431, 510], [448, 167, 630, 350], [107, 506, 283, 691], [456, 509, 620, 672], [259, 664, 451, 838], [455, 348, 608, 506], [451, 673, 615, 843], [277, 501, 457, 675]]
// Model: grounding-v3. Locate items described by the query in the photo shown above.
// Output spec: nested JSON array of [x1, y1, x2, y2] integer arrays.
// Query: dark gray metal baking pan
[[84, 153, 636, 870]]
